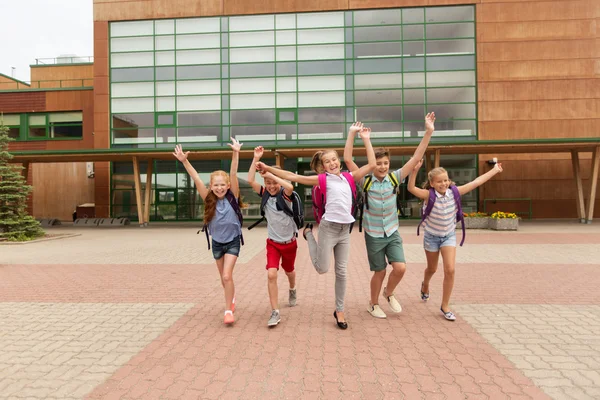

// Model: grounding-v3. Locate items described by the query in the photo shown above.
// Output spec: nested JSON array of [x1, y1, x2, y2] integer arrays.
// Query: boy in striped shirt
[[343, 113, 436, 318]]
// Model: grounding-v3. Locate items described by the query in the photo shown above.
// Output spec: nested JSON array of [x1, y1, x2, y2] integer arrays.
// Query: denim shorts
[[212, 235, 241, 260], [423, 231, 456, 252]]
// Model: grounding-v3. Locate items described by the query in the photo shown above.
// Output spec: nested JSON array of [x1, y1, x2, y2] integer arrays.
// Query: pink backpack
[[311, 172, 358, 224]]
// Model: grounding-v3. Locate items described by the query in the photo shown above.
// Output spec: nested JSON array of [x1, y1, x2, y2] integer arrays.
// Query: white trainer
[[383, 287, 402, 313], [368, 304, 387, 319]]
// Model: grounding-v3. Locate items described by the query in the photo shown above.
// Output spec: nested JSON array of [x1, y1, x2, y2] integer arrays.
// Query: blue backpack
[[417, 186, 465, 246]]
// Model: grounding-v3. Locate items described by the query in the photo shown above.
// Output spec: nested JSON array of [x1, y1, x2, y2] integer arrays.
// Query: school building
[[1, 0, 598, 224]]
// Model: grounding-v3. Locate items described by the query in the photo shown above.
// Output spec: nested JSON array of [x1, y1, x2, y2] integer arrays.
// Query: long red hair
[[203, 170, 246, 224]]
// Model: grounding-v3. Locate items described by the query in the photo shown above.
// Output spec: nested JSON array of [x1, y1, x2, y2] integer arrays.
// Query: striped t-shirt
[[360, 170, 403, 238], [423, 189, 457, 237]]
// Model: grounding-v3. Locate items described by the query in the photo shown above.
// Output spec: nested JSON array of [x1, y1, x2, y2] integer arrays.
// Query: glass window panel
[[298, 108, 344, 123], [111, 36, 153, 52], [298, 92, 345, 107], [231, 125, 277, 141], [427, 87, 475, 103], [404, 57, 425, 72], [279, 111, 295, 122], [229, 15, 274, 31], [298, 75, 344, 92], [403, 42, 424, 56], [221, 17, 229, 32], [177, 95, 221, 111], [353, 9, 402, 26], [230, 78, 275, 94], [354, 58, 402, 74], [176, 18, 220, 34], [355, 42, 401, 58], [155, 51, 175, 66], [155, 19, 174, 35], [176, 49, 220, 65], [156, 66, 176, 81], [345, 28, 353, 43], [221, 49, 229, 63], [111, 20, 153, 37], [157, 114, 174, 125], [29, 115, 46, 125], [355, 73, 403, 89], [177, 80, 220, 95], [231, 110, 275, 125], [230, 63, 275, 78], [177, 127, 220, 143], [176, 33, 221, 50], [431, 119, 476, 137], [276, 46, 296, 61], [222, 80, 229, 93], [276, 31, 296, 45], [277, 77, 296, 92], [221, 33, 229, 48], [355, 90, 402, 106], [345, 92, 354, 106], [154, 35, 174, 51], [276, 62, 296, 76], [222, 65, 229, 78], [222, 111, 229, 124], [346, 60, 353, 73], [276, 14, 296, 30], [230, 31, 274, 47], [298, 124, 344, 139], [112, 128, 155, 144], [297, 60, 344, 76], [111, 82, 154, 98], [403, 25, 424, 40], [345, 11, 353, 26], [230, 47, 275, 63], [297, 28, 344, 45], [427, 71, 475, 87], [403, 105, 425, 121], [50, 125, 82, 138], [277, 93, 297, 108], [176, 65, 220, 80], [426, 6, 474, 23], [402, 8, 424, 24], [112, 98, 154, 113], [426, 39, 474, 56], [156, 128, 176, 143], [111, 52, 154, 68], [230, 94, 275, 109], [1, 114, 20, 125], [365, 122, 402, 137], [178, 112, 221, 126], [345, 44, 353, 58], [427, 55, 475, 71], [404, 72, 425, 88], [297, 12, 344, 28], [298, 44, 344, 60], [404, 89, 425, 104], [156, 81, 175, 96], [354, 26, 401, 43], [426, 23, 474, 39], [28, 126, 46, 137], [431, 103, 476, 119], [112, 113, 154, 128], [356, 106, 402, 121], [8, 127, 18, 139]]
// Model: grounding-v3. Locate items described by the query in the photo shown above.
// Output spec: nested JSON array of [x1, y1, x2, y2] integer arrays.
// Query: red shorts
[[266, 238, 298, 273]]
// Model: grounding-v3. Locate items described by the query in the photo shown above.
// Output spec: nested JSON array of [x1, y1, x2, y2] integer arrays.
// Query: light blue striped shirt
[[361, 170, 403, 238], [423, 189, 457, 237]]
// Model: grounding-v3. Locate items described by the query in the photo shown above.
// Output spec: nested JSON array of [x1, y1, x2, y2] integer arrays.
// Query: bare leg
[[439, 246, 456, 312], [267, 268, 278, 310], [370, 270, 386, 305], [221, 254, 238, 311], [422, 250, 440, 294], [385, 262, 406, 294], [286, 270, 296, 289]]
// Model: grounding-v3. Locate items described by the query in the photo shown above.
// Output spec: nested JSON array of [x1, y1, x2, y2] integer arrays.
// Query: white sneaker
[[368, 304, 387, 319], [383, 287, 402, 313]]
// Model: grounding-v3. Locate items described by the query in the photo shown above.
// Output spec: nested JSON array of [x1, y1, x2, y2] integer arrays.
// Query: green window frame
[[277, 109, 297, 125], [155, 112, 176, 127], [28, 114, 48, 139]]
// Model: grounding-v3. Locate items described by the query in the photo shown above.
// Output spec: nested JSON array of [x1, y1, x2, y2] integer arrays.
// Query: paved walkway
[[1, 221, 599, 399]]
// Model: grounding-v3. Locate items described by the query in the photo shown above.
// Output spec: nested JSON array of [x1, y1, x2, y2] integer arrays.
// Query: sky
[[0, 0, 93, 82]]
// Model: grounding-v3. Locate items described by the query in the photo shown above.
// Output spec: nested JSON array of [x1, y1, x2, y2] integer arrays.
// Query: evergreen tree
[[0, 123, 45, 241]]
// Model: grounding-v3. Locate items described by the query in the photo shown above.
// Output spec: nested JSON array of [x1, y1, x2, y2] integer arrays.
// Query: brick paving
[[0, 221, 598, 399]]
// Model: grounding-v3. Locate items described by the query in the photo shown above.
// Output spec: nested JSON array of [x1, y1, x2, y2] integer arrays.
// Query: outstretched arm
[[458, 162, 503, 196], [343, 122, 364, 173], [228, 137, 243, 198], [173, 145, 209, 200], [352, 127, 377, 182], [401, 112, 435, 179], [407, 159, 429, 200], [256, 162, 319, 186], [260, 170, 294, 197], [248, 146, 264, 194]]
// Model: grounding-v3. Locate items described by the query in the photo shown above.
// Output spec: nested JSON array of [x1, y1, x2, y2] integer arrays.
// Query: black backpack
[[358, 172, 406, 232], [199, 189, 244, 250], [248, 187, 304, 231]]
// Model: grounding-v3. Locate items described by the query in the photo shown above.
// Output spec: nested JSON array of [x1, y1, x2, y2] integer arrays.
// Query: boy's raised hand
[[414, 158, 424, 172], [494, 162, 503, 172], [253, 146, 264, 160], [255, 161, 266, 172], [172, 144, 189, 162], [425, 112, 436, 132], [359, 127, 372, 141], [228, 137, 243, 152], [349, 121, 364, 137]]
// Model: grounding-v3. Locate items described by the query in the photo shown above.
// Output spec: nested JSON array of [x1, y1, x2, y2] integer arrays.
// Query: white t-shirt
[[322, 172, 355, 224]]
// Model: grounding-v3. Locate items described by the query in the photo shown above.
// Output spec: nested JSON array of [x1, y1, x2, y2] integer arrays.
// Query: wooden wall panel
[[478, 20, 596, 42], [94, 0, 222, 21], [30, 65, 94, 85], [478, 39, 598, 62], [478, 59, 596, 81], [479, 120, 599, 140], [479, 99, 598, 122], [349, 0, 477, 7], [224, 0, 348, 15], [0, 76, 25, 90], [479, 80, 598, 102], [31, 163, 95, 221], [0, 92, 45, 113], [477, 0, 590, 22]]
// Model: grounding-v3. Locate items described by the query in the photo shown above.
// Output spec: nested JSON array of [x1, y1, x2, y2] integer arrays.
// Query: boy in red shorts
[[248, 146, 298, 327]]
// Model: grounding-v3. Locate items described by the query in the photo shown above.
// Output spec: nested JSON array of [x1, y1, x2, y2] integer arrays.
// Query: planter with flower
[[489, 211, 519, 230], [462, 212, 490, 229]]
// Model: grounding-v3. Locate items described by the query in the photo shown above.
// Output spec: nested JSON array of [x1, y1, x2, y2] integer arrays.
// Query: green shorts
[[364, 231, 406, 272]]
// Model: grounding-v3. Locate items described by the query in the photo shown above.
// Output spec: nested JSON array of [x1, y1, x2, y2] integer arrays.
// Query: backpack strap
[[358, 174, 373, 232], [388, 172, 406, 218], [417, 188, 436, 237], [449, 185, 465, 246], [341, 172, 358, 233], [225, 190, 245, 246], [316, 173, 327, 222], [199, 225, 210, 250], [248, 187, 271, 230]]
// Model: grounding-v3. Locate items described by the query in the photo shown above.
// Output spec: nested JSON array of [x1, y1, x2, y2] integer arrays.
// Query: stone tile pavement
[[0, 221, 599, 399]]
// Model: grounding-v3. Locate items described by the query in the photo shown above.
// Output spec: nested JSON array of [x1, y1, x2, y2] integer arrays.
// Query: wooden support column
[[434, 150, 441, 168], [143, 159, 154, 226], [132, 156, 144, 226], [586, 146, 600, 223], [275, 152, 284, 169], [571, 151, 586, 223]]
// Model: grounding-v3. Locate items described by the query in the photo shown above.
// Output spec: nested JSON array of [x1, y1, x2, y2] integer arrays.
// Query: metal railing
[[483, 198, 533, 219], [0, 79, 93, 91], [34, 56, 94, 65]]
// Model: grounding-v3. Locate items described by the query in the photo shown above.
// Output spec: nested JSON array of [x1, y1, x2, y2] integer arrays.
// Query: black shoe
[[333, 311, 348, 330], [302, 223, 313, 240]]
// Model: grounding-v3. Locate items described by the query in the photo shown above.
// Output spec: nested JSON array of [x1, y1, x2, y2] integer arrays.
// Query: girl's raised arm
[[457, 162, 503, 196], [261, 171, 294, 197], [407, 159, 429, 200], [248, 146, 264, 194], [228, 137, 242, 198], [352, 127, 377, 182], [173, 145, 209, 200], [343, 122, 364, 173], [256, 162, 319, 186]]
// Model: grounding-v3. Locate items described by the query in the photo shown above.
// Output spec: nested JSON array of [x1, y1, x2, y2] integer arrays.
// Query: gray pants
[[306, 220, 351, 312]]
